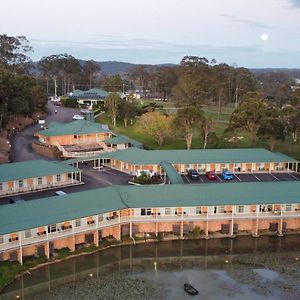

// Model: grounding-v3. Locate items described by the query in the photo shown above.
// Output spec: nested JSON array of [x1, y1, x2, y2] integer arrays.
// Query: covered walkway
[[160, 161, 184, 184]]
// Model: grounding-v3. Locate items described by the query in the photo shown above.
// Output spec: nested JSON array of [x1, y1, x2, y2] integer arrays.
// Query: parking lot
[[0, 166, 132, 205], [182, 172, 300, 184]]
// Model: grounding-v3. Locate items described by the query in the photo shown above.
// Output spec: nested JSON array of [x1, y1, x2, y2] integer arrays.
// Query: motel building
[[0, 182, 300, 264], [0, 160, 82, 198], [68, 88, 109, 107], [35, 120, 113, 158], [75, 147, 299, 175]]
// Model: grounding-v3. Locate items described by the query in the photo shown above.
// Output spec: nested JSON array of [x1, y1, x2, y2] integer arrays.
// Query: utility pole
[[54, 77, 58, 98]]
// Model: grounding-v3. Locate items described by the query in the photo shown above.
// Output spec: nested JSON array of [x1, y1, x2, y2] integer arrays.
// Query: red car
[[206, 171, 217, 180]]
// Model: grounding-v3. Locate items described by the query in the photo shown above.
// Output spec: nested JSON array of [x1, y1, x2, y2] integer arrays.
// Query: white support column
[[129, 209, 132, 238], [19, 233, 23, 265]]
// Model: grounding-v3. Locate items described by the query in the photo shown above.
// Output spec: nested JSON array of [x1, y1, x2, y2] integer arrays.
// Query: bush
[[190, 226, 204, 238], [61, 98, 78, 108]]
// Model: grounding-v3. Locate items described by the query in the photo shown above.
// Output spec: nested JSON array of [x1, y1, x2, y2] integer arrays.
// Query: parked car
[[188, 169, 199, 180], [206, 171, 217, 180], [135, 170, 154, 177], [55, 191, 67, 196], [221, 171, 233, 180], [72, 115, 85, 120], [9, 196, 25, 204]]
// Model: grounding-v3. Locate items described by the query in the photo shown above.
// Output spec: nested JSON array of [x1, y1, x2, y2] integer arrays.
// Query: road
[[10, 102, 80, 162]]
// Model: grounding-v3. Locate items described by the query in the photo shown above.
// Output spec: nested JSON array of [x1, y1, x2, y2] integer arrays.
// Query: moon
[[261, 33, 269, 41]]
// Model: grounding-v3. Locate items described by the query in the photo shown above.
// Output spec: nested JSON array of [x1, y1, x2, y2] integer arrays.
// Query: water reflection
[[1, 235, 299, 299]]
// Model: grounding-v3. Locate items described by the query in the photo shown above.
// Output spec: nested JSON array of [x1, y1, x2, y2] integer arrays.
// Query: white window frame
[[285, 204, 292, 212], [25, 230, 31, 238], [141, 208, 152, 216], [238, 205, 244, 213], [75, 219, 81, 227], [165, 208, 171, 215], [56, 174, 61, 182], [18, 180, 23, 188], [37, 177, 43, 185]]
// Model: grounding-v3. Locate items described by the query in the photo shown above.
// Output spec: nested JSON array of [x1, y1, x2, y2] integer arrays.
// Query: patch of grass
[[0, 256, 47, 291], [96, 105, 300, 160]]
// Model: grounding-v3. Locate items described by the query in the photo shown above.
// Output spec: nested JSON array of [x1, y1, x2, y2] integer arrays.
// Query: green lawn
[[97, 104, 300, 159]]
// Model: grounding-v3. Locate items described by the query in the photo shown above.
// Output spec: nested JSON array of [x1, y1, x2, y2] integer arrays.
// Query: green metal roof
[[1, 181, 300, 234], [70, 88, 109, 99], [104, 134, 143, 148], [0, 160, 80, 183], [38, 120, 110, 137], [100, 147, 297, 165], [160, 161, 184, 184]]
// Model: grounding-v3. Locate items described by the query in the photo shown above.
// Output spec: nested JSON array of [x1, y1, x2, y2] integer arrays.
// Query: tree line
[[0, 35, 47, 130]]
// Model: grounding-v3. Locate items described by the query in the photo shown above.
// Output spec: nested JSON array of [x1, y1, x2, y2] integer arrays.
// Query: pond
[[1, 235, 300, 299]]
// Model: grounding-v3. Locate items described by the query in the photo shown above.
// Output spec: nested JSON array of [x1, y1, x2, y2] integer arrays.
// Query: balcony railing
[[1, 210, 299, 252]]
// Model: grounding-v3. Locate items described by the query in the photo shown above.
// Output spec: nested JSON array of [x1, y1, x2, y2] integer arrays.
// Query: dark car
[[188, 169, 199, 180], [206, 171, 217, 180]]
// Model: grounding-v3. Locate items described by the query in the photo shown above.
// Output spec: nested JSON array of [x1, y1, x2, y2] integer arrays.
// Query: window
[[238, 206, 244, 213], [141, 208, 152, 216], [75, 219, 81, 227], [98, 214, 103, 222], [74, 135, 78, 139], [213, 206, 217, 214], [0, 183, 2, 191], [37, 177, 43, 185], [25, 230, 31, 238], [217, 206, 225, 213], [0, 235, 3, 244], [56, 174, 61, 182], [286, 204, 292, 212], [18, 180, 23, 188], [165, 208, 171, 215], [196, 206, 202, 214]]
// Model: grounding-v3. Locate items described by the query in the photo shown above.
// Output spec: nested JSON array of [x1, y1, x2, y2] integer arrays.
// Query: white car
[[72, 115, 85, 120], [135, 170, 155, 177]]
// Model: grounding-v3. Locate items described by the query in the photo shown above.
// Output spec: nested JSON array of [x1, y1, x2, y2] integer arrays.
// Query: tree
[[119, 98, 138, 127], [282, 105, 300, 143], [229, 95, 268, 146], [173, 56, 212, 109], [106, 92, 121, 127], [201, 118, 215, 149], [137, 111, 171, 146], [258, 106, 285, 150], [83, 60, 100, 88], [173, 107, 203, 149], [102, 75, 123, 92], [0, 34, 32, 72]]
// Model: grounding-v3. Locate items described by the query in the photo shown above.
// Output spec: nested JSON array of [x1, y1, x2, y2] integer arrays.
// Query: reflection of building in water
[[2, 236, 299, 300]]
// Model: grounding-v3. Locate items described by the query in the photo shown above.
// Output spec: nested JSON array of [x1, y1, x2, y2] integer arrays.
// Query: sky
[[1, 0, 300, 67]]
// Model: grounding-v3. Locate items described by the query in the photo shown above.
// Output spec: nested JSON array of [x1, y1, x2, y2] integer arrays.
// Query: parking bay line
[[234, 174, 242, 182], [216, 175, 223, 182], [198, 176, 204, 183], [287, 172, 299, 180], [252, 173, 261, 181], [184, 175, 191, 184], [270, 173, 280, 181]]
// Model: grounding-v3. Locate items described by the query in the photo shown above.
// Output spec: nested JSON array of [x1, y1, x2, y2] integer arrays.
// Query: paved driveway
[[10, 102, 81, 162]]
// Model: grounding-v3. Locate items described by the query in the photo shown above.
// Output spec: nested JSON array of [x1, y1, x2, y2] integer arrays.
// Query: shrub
[[61, 98, 78, 108]]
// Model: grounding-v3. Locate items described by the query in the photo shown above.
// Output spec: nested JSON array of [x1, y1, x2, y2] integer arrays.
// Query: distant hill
[[250, 68, 300, 78], [79, 60, 177, 75], [32, 59, 177, 76]]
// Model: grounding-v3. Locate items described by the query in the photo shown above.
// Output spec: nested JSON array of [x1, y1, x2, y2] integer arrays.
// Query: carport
[[63, 153, 113, 169], [160, 161, 184, 184]]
